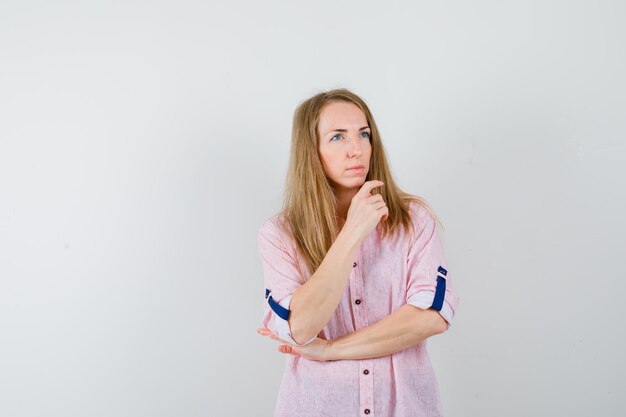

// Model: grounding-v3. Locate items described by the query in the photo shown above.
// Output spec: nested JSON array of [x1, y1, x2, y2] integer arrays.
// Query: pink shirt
[[258, 200, 460, 417]]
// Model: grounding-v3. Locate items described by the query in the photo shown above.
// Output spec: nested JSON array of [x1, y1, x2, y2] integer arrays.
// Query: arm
[[287, 229, 361, 344], [324, 203, 456, 360], [258, 304, 448, 361], [260, 201, 459, 359], [326, 305, 448, 360], [284, 180, 387, 344]]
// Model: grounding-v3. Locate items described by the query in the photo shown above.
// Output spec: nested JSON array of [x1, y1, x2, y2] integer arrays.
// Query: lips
[[347, 165, 364, 170]]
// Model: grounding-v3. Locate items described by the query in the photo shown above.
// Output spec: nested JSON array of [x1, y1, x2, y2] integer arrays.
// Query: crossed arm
[[257, 303, 448, 361], [258, 216, 450, 361]]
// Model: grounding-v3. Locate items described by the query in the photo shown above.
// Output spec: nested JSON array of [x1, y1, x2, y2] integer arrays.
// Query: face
[[317, 101, 372, 192]]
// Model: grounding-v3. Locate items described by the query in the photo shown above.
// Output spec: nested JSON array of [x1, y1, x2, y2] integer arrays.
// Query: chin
[[335, 179, 366, 190]]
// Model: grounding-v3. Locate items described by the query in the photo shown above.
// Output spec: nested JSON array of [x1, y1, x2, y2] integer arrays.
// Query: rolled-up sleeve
[[258, 219, 316, 346], [405, 208, 460, 328]]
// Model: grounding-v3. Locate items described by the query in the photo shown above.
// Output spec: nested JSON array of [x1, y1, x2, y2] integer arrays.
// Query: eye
[[360, 131, 371, 139], [330, 134, 343, 142]]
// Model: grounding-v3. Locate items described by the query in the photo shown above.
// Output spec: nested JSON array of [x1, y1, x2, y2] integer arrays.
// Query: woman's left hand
[[257, 327, 334, 361]]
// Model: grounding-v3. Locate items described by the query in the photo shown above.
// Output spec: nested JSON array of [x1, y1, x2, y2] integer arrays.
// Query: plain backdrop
[[1, 1, 625, 416]]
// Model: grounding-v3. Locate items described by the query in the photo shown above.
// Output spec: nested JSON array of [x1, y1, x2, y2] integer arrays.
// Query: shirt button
[[353, 262, 357, 268], [355, 299, 361, 305], [364, 409, 370, 415], [363, 369, 369, 375]]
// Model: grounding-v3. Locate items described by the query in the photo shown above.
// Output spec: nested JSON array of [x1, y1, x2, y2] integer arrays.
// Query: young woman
[[257, 89, 459, 417]]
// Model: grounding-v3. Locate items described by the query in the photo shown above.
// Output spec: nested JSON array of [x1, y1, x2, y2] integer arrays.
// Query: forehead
[[317, 101, 368, 134]]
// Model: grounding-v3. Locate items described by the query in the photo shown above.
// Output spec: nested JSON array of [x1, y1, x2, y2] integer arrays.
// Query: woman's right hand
[[343, 180, 388, 242]]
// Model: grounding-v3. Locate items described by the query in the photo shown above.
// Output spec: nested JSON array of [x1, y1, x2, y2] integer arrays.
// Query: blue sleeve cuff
[[265, 288, 290, 320], [265, 290, 316, 346]]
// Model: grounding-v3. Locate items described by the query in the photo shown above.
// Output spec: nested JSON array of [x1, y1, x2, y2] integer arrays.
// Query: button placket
[[359, 358, 374, 415], [352, 255, 367, 329], [347, 258, 358, 334], [353, 254, 373, 416]]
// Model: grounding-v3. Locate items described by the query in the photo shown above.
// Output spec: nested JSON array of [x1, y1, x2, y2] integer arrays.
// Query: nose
[[348, 136, 363, 158]]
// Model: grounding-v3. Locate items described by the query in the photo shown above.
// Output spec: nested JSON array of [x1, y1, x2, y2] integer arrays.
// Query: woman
[[257, 88, 459, 417]]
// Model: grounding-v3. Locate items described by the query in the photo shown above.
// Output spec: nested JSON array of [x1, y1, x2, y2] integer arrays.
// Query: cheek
[[364, 143, 373, 161], [318, 151, 334, 174], [319, 149, 338, 171]]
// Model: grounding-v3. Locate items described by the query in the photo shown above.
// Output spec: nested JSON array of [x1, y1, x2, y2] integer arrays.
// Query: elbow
[[433, 316, 448, 335], [289, 318, 318, 345], [406, 305, 448, 339], [417, 308, 448, 338], [429, 309, 449, 336]]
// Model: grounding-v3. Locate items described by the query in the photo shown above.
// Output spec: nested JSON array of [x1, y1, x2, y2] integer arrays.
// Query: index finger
[[356, 180, 384, 198]]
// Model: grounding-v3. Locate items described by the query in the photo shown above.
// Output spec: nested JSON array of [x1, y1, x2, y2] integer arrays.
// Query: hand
[[343, 180, 388, 241], [257, 327, 335, 362]]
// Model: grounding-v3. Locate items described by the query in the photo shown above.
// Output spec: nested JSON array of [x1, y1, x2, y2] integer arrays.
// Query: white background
[[1, 1, 625, 416]]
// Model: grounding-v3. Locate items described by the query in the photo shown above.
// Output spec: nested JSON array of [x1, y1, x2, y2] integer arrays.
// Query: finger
[[356, 180, 384, 198], [270, 334, 292, 345], [367, 194, 384, 204], [380, 207, 389, 221], [369, 198, 386, 210], [278, 345, 293, 354]]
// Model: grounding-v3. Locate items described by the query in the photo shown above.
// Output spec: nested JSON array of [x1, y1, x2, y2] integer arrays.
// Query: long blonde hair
[[280, 88, 438, 275]]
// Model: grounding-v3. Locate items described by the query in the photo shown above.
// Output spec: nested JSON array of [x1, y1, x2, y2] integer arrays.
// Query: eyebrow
[[327, 126, 370, 134]]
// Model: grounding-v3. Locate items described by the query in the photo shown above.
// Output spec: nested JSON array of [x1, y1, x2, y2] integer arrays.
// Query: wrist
[[336, 226, 363, 254], [325, 339, 340, 361], [325, 337, 346, 361]]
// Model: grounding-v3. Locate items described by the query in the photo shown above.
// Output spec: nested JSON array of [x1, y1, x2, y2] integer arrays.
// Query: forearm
[[288, 229, 362, 344], [328, 304, 448, 360]]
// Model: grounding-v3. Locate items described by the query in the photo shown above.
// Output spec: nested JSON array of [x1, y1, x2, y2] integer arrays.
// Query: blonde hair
[[280, 88, 439, 275]]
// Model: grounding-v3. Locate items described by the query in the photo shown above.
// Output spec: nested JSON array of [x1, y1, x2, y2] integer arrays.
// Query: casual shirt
[[258, 200, 460, 417]]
